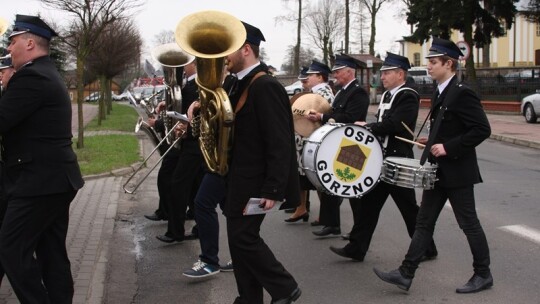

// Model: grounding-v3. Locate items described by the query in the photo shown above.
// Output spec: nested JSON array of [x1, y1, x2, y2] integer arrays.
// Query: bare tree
[[280, 44, 316, 74], [42, 0, 143, 148], [345, 0, 350, 53], [86, 19, 142, 122], [360, 0, 393, 55], [304, 0, 345, 64], [276, 0, 306, 75], [153, 30, 175, 46], [350, 0, 371, 53]]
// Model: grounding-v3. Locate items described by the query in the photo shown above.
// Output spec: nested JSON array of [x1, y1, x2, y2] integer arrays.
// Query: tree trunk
[[482, 43, 491, 68], [345, 0, 350, 53], [98, 75, 106, 123], [294, 0, 302, 74], [369, 5, 376, 55], [76, 57, 85, 149], [106, 78, 113, 115], [463, 0, 477, 88]]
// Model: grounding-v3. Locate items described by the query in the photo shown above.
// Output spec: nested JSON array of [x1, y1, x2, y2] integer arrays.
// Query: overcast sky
[[2, 0, 409, 70]]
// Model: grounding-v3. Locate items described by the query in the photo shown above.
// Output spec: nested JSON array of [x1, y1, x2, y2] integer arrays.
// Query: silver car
[[521, 90, 540, 123]]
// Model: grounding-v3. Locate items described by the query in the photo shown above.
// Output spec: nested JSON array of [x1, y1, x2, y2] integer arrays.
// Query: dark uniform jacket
[[368, 85, 419, 158], [225, 64, 300, 217], [429, 75, 491, 188], [322, 79, 369, 124], [0, 56, 84, 198]]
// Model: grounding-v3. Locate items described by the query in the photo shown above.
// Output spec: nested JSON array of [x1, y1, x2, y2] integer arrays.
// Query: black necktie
[[383, 92, 392, 103]]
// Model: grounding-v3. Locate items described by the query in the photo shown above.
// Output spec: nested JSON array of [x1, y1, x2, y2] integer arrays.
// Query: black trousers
[[345, 182, 437, 259], [155, 147, 180, 219], [166, 141, 203, 239], [0, 190, 78, 304], [194, 173, 225, 266], [227, 215, 298, 304], [400, 185, 491, 278], [318, 192, 344, 227]]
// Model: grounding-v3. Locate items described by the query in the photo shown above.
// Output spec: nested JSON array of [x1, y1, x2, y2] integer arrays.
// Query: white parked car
[[521, 90, 540, 123], [284, 80, 304, 96], [408, 67, 433, 84]]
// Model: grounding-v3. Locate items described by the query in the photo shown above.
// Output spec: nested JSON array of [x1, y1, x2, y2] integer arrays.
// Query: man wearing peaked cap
[[241, 21, 266, 46], [7, 14, 58, 71], [0, 14, 84, 303], [373, 37, 493, 294], [332, 54, 361, 71], [9, 14, 58, 41], [307, 54, 370, 238], [330, 51, 438, 263], [380, 52, 411, 71], [221, 20, 302, 304], [426, 37, 464, 59]]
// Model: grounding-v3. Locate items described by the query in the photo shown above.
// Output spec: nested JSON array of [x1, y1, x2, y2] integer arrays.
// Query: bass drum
[[302, 123, 383, 198]]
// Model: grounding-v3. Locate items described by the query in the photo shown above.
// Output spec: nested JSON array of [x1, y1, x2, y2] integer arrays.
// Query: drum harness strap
[[377, 87, 418, 149]]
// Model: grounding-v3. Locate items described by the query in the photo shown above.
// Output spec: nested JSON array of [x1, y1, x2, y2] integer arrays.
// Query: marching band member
[[285, 60, 333, 223], [225, 21, 301, 304], [307, 54, 370, 237], [0, 15, 84, 303], [330, 52, 437, 262], [374, 38, 493, 294], [155, 59, 202, 243]]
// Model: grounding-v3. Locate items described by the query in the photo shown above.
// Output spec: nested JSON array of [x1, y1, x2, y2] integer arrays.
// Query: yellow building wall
[[401, 15, 540, 68]]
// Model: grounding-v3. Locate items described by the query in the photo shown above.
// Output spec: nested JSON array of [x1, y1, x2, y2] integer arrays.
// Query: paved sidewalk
[[0, 101, 538, 303]]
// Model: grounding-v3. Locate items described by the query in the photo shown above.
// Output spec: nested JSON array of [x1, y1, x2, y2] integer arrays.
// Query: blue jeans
[[400, 185, 491, 278], [194, 173, 226, 266]]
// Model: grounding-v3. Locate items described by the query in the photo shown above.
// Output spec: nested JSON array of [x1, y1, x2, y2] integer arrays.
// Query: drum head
[[303, 124, 383, 198], [292, 93, 331, 137]]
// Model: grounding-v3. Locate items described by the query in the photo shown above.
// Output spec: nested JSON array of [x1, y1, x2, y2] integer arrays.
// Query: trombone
[[123, 43, 194, 194], [122, 117, 185, 194]]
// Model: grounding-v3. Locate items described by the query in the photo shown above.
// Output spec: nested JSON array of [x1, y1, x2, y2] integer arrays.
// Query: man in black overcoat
[[225, 21, 301, 304], [374, 38, 493, 294], [0, 15, 84, 303]]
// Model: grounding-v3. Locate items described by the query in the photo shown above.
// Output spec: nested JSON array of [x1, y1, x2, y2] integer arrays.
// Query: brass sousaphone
[[175, 10, 247, 176]]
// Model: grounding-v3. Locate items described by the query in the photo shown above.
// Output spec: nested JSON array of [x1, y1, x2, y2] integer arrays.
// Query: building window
[[499, 21, 506, 37], [413, 52, 420, 66]]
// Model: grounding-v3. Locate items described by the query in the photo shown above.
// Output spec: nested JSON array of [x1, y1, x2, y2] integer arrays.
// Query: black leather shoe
[[156, 235, 183, 243], [184, 232, 198, 240], [144, 213, 166, 221], [456, 273, 493, 294], [329, 246, 364, 261], [310, 219, 322, 227], [373, 268, 412, 291], [284, 212, 309, 223], [341, 233, 350, 240], [271, 287, 301, 304], [312, 226, 341, 237]]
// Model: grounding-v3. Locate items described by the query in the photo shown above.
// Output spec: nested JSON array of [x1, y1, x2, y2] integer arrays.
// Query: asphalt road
[[106, 137, 540, 304]]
